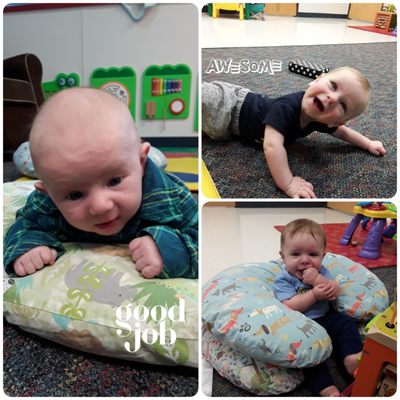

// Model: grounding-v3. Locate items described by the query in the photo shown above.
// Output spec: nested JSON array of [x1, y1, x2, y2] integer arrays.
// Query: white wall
[[3, 4, 198, 138], [298, 3, 350, 15]]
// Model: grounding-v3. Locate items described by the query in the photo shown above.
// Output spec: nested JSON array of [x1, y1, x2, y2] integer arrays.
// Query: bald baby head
[[30, 87, 140, 179]]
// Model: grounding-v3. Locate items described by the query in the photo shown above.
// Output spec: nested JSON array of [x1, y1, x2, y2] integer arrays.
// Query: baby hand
[[368, 140, 386, 156], [312, 282, 339, 301], [13, 246, 57, 276], [129, 236, 163, 278], [285, 177, 316, 199], [301, 268, 319, 286]]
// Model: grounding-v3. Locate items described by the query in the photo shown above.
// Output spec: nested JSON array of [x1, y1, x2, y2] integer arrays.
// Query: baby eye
[[108, 177, 122, 187], [291, 252, 300, 256], [66, 191, 84, 201], [330, 81, 337, 90]]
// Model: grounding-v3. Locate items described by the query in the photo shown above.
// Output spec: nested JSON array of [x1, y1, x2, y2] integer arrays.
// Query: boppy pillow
[[202, 256, 388, 392], [203, 329, 303, 395], [3, 181, 198, 367]]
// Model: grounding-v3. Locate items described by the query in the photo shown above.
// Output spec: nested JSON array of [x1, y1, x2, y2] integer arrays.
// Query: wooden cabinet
[[348, 3, 383, 23], [264, 3, 296, 17], [327, 202, 357, 215]]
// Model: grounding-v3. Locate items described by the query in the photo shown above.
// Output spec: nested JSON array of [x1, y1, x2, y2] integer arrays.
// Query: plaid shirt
[[4, 159, 198, 279]]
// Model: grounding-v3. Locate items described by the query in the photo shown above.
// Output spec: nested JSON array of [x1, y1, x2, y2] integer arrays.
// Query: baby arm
[[129, 183, 198, 279], [283, 284, 338, 312], [130, 224, 198, 279], [4, 192, 65, 276], [331, 125, 386, 156], [263, 125, 316, 198]]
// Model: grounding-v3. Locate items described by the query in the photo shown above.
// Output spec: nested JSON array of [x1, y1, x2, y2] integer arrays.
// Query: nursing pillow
[[202, 255, 388, 394], [3, 181, 198, 367]]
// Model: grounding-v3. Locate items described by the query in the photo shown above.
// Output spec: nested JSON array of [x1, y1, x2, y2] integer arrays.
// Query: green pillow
[[3, 181, 198, 367]]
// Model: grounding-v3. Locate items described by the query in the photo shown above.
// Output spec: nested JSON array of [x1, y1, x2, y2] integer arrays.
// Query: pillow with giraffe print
[[202, 255, 388, 370]]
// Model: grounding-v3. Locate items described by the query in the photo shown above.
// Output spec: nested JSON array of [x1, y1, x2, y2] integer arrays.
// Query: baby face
[[302, 69, 368, 127], [280, 232, 325, 280], [32, 88, 150, 236], [39, 137, 149, 236]]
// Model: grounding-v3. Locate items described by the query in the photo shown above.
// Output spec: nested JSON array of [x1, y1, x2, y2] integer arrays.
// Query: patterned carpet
[[202, 42, 397, 198], [3, 321, 198, 396]]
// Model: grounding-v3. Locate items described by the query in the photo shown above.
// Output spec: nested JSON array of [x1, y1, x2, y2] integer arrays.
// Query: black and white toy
[[288, 60, 329, 79]]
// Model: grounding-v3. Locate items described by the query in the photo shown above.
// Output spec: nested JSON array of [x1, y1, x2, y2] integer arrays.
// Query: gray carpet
[[202, 42, 397, 198]]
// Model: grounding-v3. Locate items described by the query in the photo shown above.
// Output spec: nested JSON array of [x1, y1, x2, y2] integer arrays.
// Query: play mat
[[161, 147, 198, 192]]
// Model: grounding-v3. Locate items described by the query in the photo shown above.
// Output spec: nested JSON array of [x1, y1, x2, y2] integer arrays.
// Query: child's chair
[[212, 3, 245, 20]]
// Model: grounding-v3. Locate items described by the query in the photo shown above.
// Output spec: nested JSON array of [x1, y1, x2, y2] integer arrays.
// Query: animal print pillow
[[3, 181, 198, 367], [202, 255, 388, 368]]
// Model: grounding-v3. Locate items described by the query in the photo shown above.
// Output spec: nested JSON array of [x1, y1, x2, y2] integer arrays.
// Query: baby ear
[[34, 181, 48, 193], [140, 141, 151, 175]]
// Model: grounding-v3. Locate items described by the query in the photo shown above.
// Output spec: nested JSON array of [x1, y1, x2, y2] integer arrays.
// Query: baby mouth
[[313, 97, 324, 112], [95, 217, 118, 229]]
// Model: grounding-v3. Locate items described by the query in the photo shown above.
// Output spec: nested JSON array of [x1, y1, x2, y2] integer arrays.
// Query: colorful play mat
[[161, 147, 198, 192]]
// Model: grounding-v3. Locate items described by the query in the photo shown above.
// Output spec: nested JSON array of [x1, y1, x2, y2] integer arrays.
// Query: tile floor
[[201, 13, 397, 48]]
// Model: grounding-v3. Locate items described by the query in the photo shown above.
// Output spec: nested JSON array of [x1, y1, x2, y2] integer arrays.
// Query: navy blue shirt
[[239, 91, 337, 144]]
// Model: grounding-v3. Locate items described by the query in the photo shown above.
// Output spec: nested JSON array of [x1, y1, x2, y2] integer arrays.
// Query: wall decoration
[[142, 64, 191, 120], [42, 72, 80, 99], [90, 66, 137, 119]]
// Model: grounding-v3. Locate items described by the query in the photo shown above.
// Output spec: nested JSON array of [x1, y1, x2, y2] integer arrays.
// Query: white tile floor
[[202, 14, 397, 48], [201, 204, 354, 282]]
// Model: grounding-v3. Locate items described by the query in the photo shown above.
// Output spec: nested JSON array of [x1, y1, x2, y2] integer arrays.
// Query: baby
[[4, 88, 198, 279], [202, 67, 386, 198], [274, 219, 362, 396]]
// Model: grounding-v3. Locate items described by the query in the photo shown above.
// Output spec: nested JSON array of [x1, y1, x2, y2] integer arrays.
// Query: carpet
[[202, 42, 397, 198], [274, 223, 396, 269], [3, 320, 198, 397], [349, 25, 397, 37]]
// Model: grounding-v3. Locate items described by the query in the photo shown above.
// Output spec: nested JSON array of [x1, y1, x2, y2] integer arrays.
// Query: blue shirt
[[274, 265, 333, 319]]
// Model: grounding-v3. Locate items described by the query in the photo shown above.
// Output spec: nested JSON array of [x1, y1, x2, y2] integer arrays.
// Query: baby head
[[302, 66, 371, 127], [30, 87, 150, 236], [280, 218, 326, 280]]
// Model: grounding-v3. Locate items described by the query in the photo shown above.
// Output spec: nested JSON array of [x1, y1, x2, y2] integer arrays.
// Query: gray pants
[[202, 81, 250, 140]]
